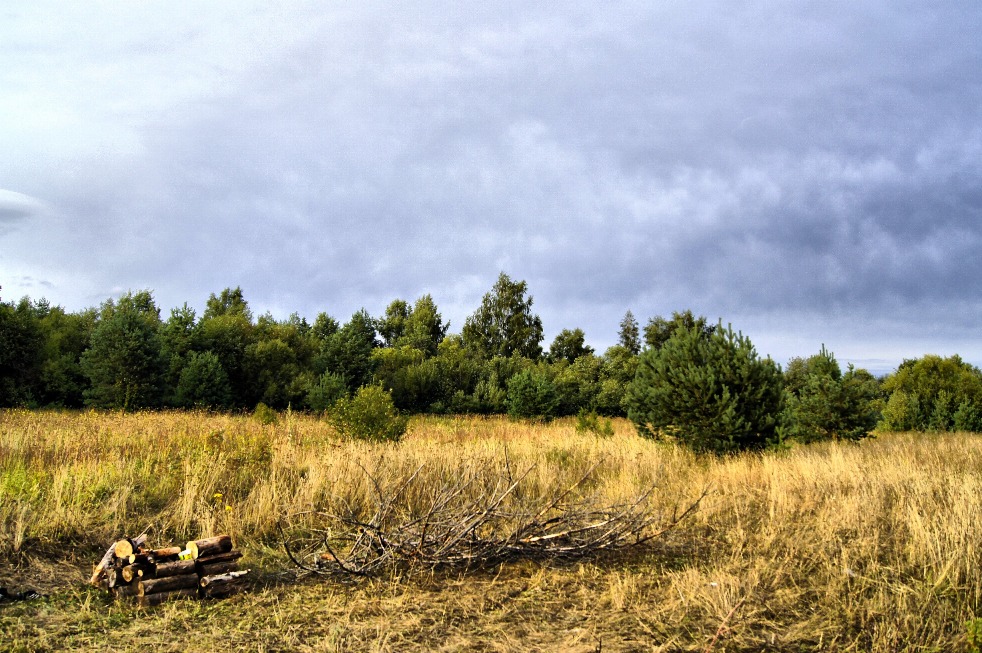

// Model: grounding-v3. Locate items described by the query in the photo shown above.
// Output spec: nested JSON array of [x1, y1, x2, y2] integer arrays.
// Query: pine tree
[[782, 346, 880, 442], [617, 310, 640, 355], [627, 322, 782, 453]]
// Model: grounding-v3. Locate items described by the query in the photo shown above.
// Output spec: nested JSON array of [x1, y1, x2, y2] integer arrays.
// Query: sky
[[2, 2, 981, 375]]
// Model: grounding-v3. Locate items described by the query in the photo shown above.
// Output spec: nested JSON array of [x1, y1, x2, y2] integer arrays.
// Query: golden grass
[[1, 408, 981, 651]]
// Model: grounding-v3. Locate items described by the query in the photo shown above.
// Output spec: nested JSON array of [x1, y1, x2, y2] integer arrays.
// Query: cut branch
[[280, 461, 705, 578]]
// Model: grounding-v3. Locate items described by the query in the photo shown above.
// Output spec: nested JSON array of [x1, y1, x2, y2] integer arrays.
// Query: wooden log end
[[187, 534, 233, 559], [113, 539, 134, 559], [115, 534, 148, 559]]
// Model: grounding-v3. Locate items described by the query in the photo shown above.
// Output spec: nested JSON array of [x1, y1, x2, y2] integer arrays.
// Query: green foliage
[[80, 291, 164, 410], [378, 295, 449, 356], [593, 378, 627, 417], [203, 286, 252, 321], [328, 385, 408, 442], [968, 617, 982, 653], [158, 303, 199, 405], [627, 322, 783, 454], [316, 309, 379, 392], [377, 299, 410, 347], [312, 312, 340, 340], [0, 297, 44, 406], [428, 336, 484, 411], [618, 310, 641, 355], [878, 355, 982, 432], [244, 337, 301, 408], [253, 402, 278, 425], [953, 400, 982, 432], [37, 305, 94, 407], [399, 294, 448, 356], [552, 355, 603, 416], [643, 310, 716, 351], [305, 371, 348, 412], [462, 272, 544, 359], [548, 328, 594, 364], [782, 346, 880, 443], [506, 368, 559, 419], [372, 346, 438, 412], [175, 351, 232, 409], [575, 409, 614, 437], [197, 312, 253, 407]]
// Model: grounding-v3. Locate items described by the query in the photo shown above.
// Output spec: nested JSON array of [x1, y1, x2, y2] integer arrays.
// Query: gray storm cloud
[[1, 1, 981, 371]]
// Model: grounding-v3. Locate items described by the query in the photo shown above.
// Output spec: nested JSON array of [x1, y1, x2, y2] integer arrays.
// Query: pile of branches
[[280, 460, 705, 577]]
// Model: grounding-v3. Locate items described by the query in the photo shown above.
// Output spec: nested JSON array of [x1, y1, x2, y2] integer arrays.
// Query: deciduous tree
[[462, 273, 543, 360], [81, 291, 164, 410], [548, 328, 593, 364]]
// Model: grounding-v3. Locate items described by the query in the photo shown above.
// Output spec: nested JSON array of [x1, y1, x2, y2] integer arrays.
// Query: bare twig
[[279, 462, 704, 578]]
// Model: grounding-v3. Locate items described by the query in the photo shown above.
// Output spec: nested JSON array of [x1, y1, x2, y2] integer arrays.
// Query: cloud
[[0, 189, 45, 224], [1, 1, 981, 369]]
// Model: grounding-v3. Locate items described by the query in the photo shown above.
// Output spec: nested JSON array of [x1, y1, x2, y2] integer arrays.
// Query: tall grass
[[1, 408, 981, 650]]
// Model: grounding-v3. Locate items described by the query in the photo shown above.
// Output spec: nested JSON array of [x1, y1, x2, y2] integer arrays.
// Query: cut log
[[187, 535, 233, 559], [127, 553, 152, 566], [199, 570, 250, 599], [199, 569, 250, 587], [138, 574, 199, 597], [149, 546, 182, 563], [107, 567, 130, 589], [90, 544, 117, 586], [154, 559, 196, 578], [198, 561, 239, 577], [121, 564, 151, 583], [114, 534, 148, 559], [114, 583, 140, 599], [137, 587, 197, 608], [195, 550, 243, 568]]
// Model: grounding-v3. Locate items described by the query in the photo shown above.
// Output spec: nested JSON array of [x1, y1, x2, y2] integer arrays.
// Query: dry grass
[[1, 408, 981, 651]]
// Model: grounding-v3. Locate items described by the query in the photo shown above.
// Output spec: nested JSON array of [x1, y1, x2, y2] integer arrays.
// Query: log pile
[[90, 534, 250, 607]]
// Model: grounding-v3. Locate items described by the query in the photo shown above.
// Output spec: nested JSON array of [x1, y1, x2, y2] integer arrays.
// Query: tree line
[[2, 275, 981, 451]]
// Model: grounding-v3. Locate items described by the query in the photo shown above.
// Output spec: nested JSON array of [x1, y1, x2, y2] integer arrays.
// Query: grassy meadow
[[1, 408, 981, 651]]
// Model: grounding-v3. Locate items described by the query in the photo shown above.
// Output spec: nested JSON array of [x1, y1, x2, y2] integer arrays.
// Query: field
[[1, 409, 981, 652]]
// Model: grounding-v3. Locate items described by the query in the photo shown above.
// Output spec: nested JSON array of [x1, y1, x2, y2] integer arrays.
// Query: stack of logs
[[90, 534, 250, 607]]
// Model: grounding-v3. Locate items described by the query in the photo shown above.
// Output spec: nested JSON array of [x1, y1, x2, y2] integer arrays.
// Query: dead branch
[[280, 460, 706, 578]]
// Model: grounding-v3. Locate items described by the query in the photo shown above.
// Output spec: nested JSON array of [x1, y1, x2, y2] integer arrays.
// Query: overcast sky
[[2, 2, 981, 374]]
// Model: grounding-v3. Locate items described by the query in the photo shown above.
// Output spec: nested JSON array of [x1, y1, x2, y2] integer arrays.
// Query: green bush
[[306, 371, 348, 412], [253, 402, 278, 425], [878, 355, 982, 432], [506, 368, 559, 419], [575, 409, 614, 437], [328, 385, 408, 442], [175, 351, 233, 409], [626, 322, 783, 454], [781, 347, 880, 443], [968, 617, 982, 653]]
